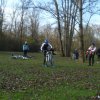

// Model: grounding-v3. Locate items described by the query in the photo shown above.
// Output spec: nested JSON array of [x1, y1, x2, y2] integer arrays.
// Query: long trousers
[[23, 50, 28, 57], [43, 51, 47, 65], [89, 54, 94, 66]]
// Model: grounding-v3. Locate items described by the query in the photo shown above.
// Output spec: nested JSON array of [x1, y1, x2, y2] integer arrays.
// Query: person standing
[[73, 49, 79, 60], [23, 41, 29, 57], [96, 48, 100, 61], [87, 43, 96, 66]]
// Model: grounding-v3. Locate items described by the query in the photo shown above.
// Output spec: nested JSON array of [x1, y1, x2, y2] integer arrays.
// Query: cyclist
[[40, 39, 53, 65], [87, 43, 96, 66]]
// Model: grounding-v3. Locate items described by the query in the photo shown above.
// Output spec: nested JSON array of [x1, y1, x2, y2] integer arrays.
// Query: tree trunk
[[79, 0, 85, 62], [54, 0, 65, 56]]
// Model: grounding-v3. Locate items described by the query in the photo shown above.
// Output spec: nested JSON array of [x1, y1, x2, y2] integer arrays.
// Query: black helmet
[[92, 42, 95, 46]]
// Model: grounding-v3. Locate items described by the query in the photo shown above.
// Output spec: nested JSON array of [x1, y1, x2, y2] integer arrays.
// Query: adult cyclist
[[40, 39, 54, 65]]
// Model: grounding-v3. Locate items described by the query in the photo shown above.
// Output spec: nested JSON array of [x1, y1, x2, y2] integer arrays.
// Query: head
[[25, 41, 27, 44], [44, 39, 48, 44], [91, 42, 95, 47]]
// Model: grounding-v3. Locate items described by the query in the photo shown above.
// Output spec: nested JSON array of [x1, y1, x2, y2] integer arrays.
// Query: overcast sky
[[4, 0, 100, 26]]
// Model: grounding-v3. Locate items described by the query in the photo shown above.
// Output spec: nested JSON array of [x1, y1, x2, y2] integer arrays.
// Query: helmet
[[44, 39, 48, 44]]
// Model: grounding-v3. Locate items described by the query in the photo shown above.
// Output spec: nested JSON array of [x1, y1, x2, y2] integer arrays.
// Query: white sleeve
[[49, 43, 52, 48], [91, 47, 96, 52], [40, 43, 45, 51], [88, 46, 91, 50]]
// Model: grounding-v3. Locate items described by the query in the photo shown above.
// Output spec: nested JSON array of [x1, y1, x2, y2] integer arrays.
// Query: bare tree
[[35, 0, 78, 56], [53, 0, 64, 56], [61, 0, 78, 57], [0, 0, 7, 34], [16, 0, 33, 46], [79, 0, 85, 62], [73, 0, 100, 62], [28, 9, 39, 42]]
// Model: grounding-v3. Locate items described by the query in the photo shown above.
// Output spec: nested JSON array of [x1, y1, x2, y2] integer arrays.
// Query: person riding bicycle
[[40, 39, 54, 65]]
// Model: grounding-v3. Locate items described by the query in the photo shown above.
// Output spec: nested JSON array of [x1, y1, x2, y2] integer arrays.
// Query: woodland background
[[0, 0, 100, 61]]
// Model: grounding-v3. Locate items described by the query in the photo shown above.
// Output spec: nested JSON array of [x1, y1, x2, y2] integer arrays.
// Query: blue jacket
[[23, 44, 29, 51]]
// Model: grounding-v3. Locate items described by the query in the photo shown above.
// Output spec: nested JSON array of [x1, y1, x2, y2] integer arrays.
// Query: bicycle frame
[[44, 50, 53, 66]]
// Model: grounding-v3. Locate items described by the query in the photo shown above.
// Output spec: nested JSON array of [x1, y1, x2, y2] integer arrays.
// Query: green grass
[[0, 51, 100, 100]]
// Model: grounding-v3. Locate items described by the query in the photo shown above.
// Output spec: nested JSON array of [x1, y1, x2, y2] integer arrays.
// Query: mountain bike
[[44, 50, 54, 67]]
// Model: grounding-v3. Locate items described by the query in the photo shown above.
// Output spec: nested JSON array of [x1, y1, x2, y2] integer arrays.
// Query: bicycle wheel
[[45, 51, 53, 66]]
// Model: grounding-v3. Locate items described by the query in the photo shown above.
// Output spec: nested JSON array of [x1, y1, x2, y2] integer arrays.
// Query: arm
[[48, 43, 52, 48], [23, 45, 24, 51], [91, 47, 96, 52], [88, 46, 92, 51], [40, 43, 45, 51], [27, 45, 29, 51]]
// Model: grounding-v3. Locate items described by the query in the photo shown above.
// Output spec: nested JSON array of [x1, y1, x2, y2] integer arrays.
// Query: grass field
[[0, 51, 100, 100]]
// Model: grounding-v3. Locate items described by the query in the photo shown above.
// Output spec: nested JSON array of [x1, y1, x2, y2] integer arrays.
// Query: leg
[[98, 55, 100, 61], [25, 50, 28, 57], [24, 50, 27, 57], [86, 54, 88, 60], [92, 54, 94, 66], [89, 54, 92, 66], [23, 50, 26, 57], [51, 54, 54, 66], [43, 51, 46, 65], [49, 52, 52, 66]]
